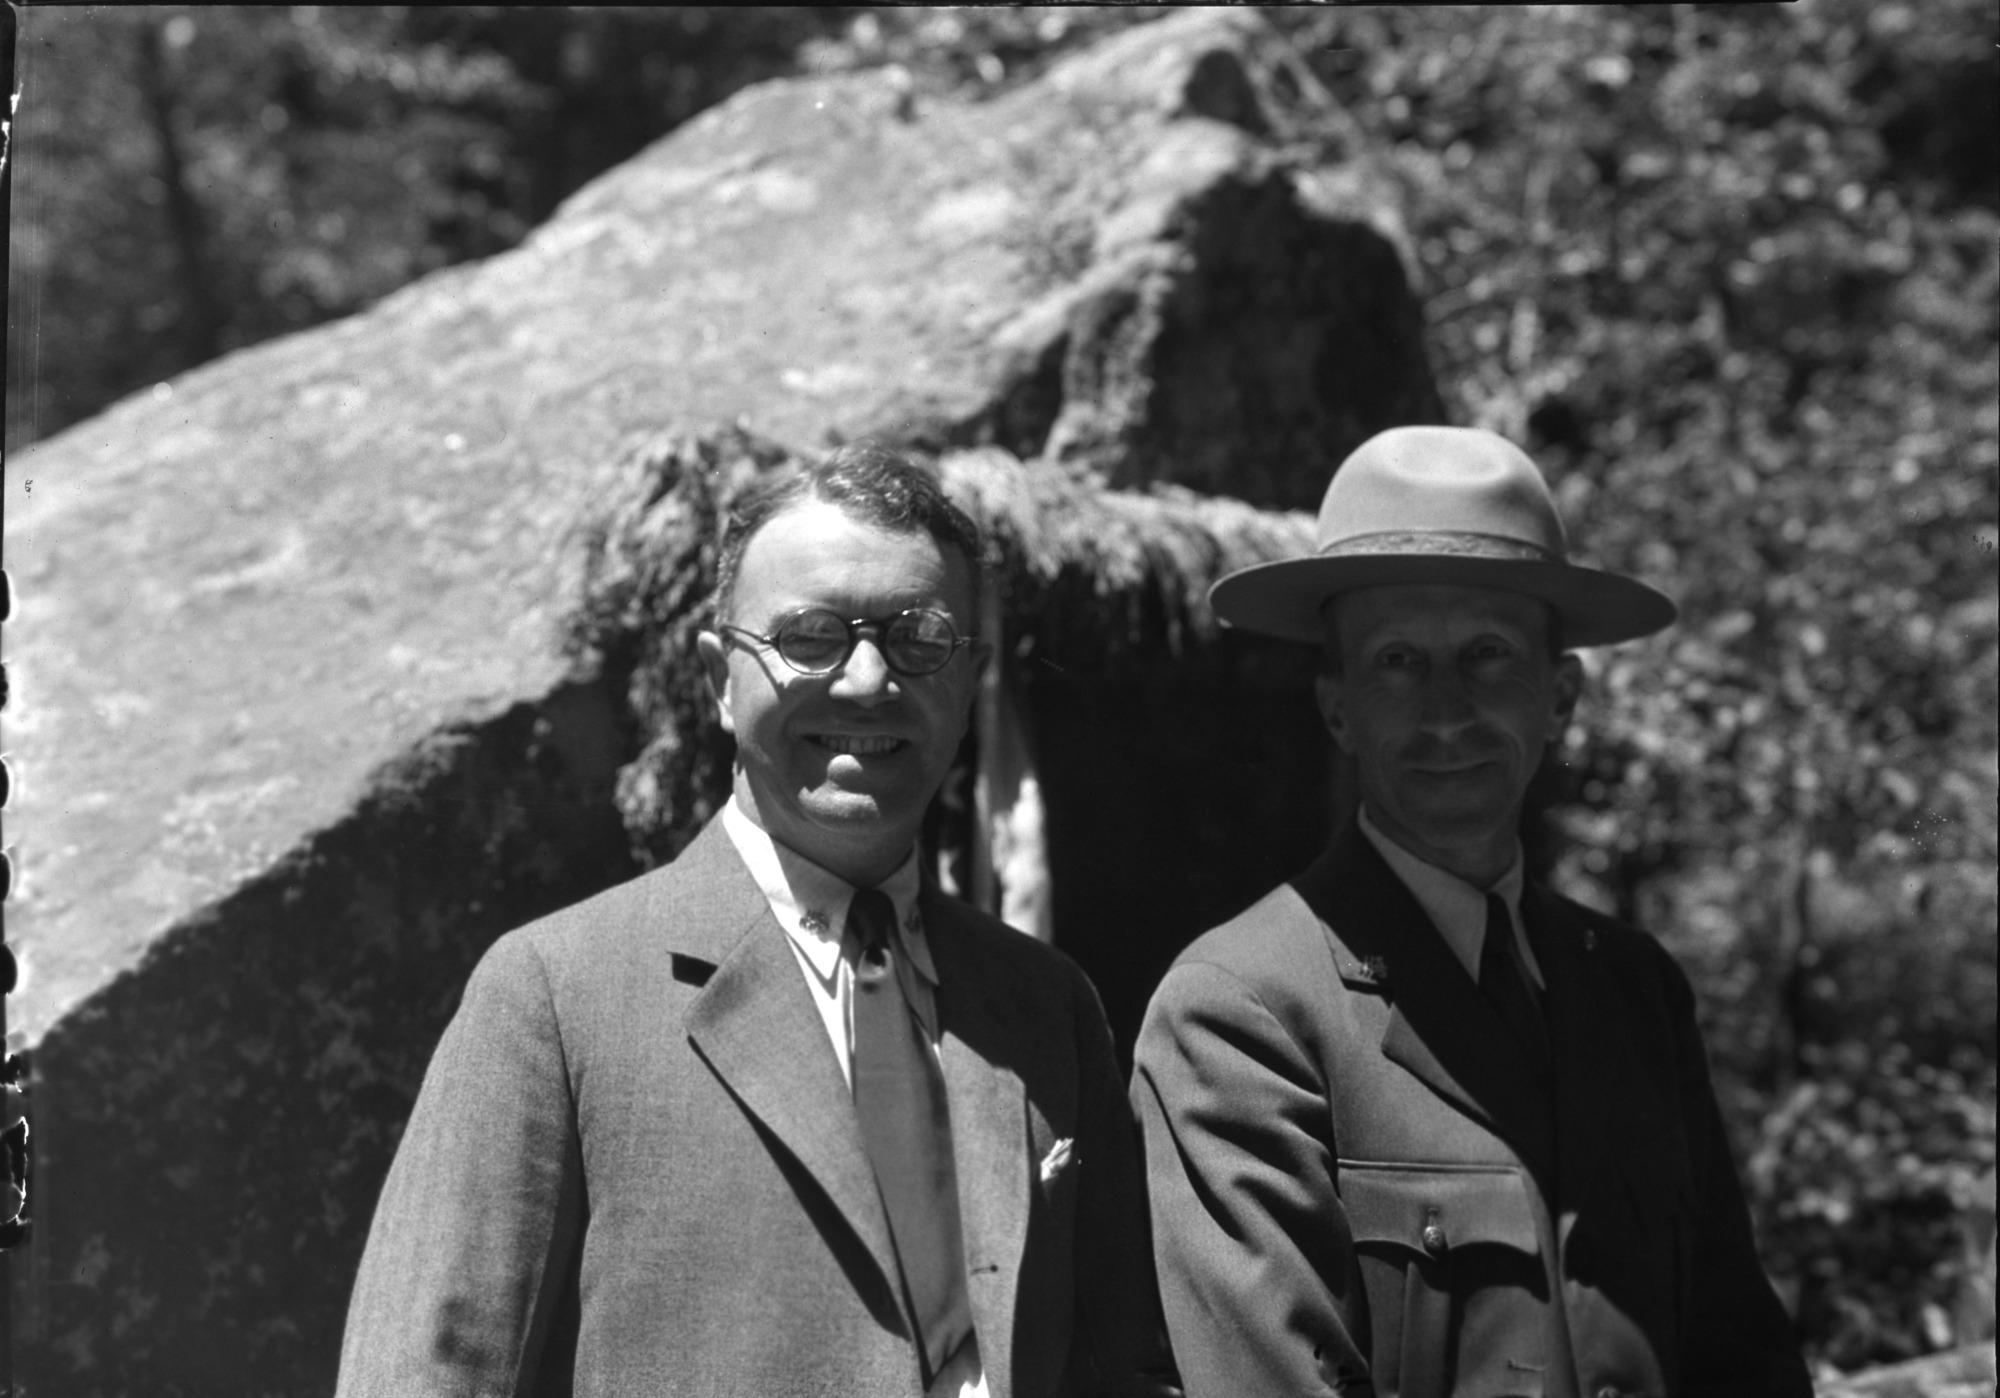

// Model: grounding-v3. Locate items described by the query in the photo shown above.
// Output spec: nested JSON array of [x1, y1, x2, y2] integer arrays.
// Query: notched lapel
[[680, 849, 903, 1315], [1297, 831, 1558, 1182], [925, 898, 1031, 1392], [670, 952, 714, 987], [1525, 889, 1629, 1209]]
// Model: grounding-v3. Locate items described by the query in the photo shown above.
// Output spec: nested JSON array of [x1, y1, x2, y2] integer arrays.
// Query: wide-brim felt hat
[[1209, 425, 1678, 647]]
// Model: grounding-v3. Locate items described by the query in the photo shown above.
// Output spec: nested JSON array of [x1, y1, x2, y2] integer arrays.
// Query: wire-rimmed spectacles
[[719, 607, 974, 677]]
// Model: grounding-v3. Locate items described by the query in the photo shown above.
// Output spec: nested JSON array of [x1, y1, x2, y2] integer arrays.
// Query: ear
[[966, 636, 995, 689], [696, 630, 736, 735], [1314, 672, 1356, 755], [1547, 652, 1583, 743], [948, 638, 993, 735]]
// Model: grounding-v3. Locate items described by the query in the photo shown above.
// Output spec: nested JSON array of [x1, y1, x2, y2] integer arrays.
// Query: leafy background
[[9, 2, 1994, 1375]]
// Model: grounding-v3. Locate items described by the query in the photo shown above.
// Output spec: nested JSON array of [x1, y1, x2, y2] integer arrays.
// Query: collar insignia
[[1347, 954, 1391, 988]]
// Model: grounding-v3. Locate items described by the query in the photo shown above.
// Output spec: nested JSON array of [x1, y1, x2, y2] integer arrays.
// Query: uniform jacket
[[1131, 827, 1810, 1398], [338, 818, 1177, 1398]]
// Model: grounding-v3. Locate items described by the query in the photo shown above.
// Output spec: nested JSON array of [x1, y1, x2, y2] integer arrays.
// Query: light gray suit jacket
[[338, 818, 1176, 1398]]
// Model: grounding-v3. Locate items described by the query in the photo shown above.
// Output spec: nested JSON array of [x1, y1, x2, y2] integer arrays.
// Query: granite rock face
[[14, 682, 639, 1391], [3, 10, 1438, 1392]]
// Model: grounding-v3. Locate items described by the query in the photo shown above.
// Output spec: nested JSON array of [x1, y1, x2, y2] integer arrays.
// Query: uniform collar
[[1356, 805, 1532, 985]]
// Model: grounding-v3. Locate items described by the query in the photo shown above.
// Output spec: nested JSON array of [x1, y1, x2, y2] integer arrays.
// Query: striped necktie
[[848, 887, 972, 1383]]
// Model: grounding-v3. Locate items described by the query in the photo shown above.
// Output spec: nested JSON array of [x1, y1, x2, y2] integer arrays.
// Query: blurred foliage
[[6, 5, 858, 445], [11, 0, 1996, 1374], [1251, 0, 1998, 1371]]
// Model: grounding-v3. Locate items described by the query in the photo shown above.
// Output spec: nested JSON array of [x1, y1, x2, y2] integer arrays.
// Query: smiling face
[[697, 499, 987, 887], [1316, 583, 1581, 887]]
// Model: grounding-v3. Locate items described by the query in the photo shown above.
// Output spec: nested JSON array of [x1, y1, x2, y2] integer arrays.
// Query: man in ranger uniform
[[1133, 426, 1810, 1397]]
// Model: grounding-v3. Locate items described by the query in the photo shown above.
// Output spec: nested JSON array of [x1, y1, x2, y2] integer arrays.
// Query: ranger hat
[[1209, 425, 1678, 647]]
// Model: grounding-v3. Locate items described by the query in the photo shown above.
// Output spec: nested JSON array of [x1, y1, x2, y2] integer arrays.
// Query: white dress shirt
[[1356, 805, 1546, 991], [720, 798, 988, 1398], [721, 797, 940, 1083]]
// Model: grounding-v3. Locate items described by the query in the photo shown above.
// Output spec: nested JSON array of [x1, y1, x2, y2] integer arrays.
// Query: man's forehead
[[1326, 583, 1551, 641], [736, 500, 974, 605]]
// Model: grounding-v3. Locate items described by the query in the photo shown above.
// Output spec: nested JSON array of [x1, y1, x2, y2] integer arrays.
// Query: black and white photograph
[[1, 5, 1994, 1395]]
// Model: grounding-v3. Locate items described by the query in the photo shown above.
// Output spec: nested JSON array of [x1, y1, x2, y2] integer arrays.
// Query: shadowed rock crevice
[[946, 327, 1072, 462], [1044, 165, 1443, 509], [1179, 48, 1273, 136], [949, 155, 1441, 509], [15, 672, 641, 1397]]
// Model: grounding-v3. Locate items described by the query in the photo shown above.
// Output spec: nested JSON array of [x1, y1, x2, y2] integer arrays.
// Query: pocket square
[[1039, 1137, 1076, 1184]]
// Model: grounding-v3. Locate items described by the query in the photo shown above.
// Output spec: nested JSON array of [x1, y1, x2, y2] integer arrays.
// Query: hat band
[[1316, 529, 1562, 564]]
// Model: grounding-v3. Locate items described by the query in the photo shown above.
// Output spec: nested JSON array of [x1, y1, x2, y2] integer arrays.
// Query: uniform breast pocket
[[1338, 1162, 1548, 1398]]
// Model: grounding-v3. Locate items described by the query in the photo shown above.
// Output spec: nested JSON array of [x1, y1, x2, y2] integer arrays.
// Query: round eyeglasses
[[719, 607, 974, 677]]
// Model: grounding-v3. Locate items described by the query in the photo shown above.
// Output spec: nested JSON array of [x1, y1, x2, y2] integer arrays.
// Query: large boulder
[[3, 10, 1438, 1393]]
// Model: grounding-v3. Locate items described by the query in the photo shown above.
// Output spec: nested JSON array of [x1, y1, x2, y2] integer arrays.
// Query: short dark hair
[[712, 441, 984, 623], [1317, 591, 1567, 677]]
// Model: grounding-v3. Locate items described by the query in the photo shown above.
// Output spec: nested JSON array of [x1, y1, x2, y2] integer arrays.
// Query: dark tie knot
[[848, 888, 898, 975]]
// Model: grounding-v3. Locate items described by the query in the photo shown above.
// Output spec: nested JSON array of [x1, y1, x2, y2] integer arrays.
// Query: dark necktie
[[1481, 893, 1549, 1080], [847, 888, 971, 1384]]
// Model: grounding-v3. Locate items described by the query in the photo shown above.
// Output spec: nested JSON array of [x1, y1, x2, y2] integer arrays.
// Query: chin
[[1394, 798, 1515, 846]]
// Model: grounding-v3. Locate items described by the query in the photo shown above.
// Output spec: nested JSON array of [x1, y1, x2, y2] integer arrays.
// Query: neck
[[731, 790, 913, 889], [1360, 805, 1518, 890]]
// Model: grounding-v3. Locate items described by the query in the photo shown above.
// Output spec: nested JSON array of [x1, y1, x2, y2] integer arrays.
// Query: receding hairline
[[735, 496, 979, 605]]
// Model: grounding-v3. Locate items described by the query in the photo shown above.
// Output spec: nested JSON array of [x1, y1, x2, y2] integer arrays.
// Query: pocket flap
[[1337, 1162, 1540, 1256]]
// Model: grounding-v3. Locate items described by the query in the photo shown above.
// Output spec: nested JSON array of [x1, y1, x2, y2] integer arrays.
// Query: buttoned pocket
[[1338, 1163, 1547, 1398], [1340, 1161, 1541, 1257]]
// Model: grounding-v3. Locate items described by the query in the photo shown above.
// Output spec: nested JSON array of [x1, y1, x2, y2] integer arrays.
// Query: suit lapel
[[1294, 829, 1557, 1183], [1524, 886, 1616, 1210], [924, 891, 1029, 1398], [673, 823, 904, 1315]]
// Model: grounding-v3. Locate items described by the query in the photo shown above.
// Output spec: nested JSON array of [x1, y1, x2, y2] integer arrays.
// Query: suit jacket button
[[1421, 1223, 1448, 1256]]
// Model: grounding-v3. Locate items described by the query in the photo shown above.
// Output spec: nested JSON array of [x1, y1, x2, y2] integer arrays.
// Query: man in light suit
[[1132, 428, 1810, 1397], [339, 444, 1177, 1396]]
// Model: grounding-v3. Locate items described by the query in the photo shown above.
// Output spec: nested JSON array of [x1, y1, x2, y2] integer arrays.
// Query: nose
[[1416, 663, 1477, 733], [829, 636, 898, 705]]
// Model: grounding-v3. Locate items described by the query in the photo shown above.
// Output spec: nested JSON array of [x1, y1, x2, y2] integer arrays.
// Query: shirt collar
[[721, 797, 934, 985], [1357, 804, 1525, 982]]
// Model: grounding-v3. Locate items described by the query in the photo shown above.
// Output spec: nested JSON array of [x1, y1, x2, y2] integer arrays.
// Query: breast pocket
[[1338, 1162, 1548, 1398]]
